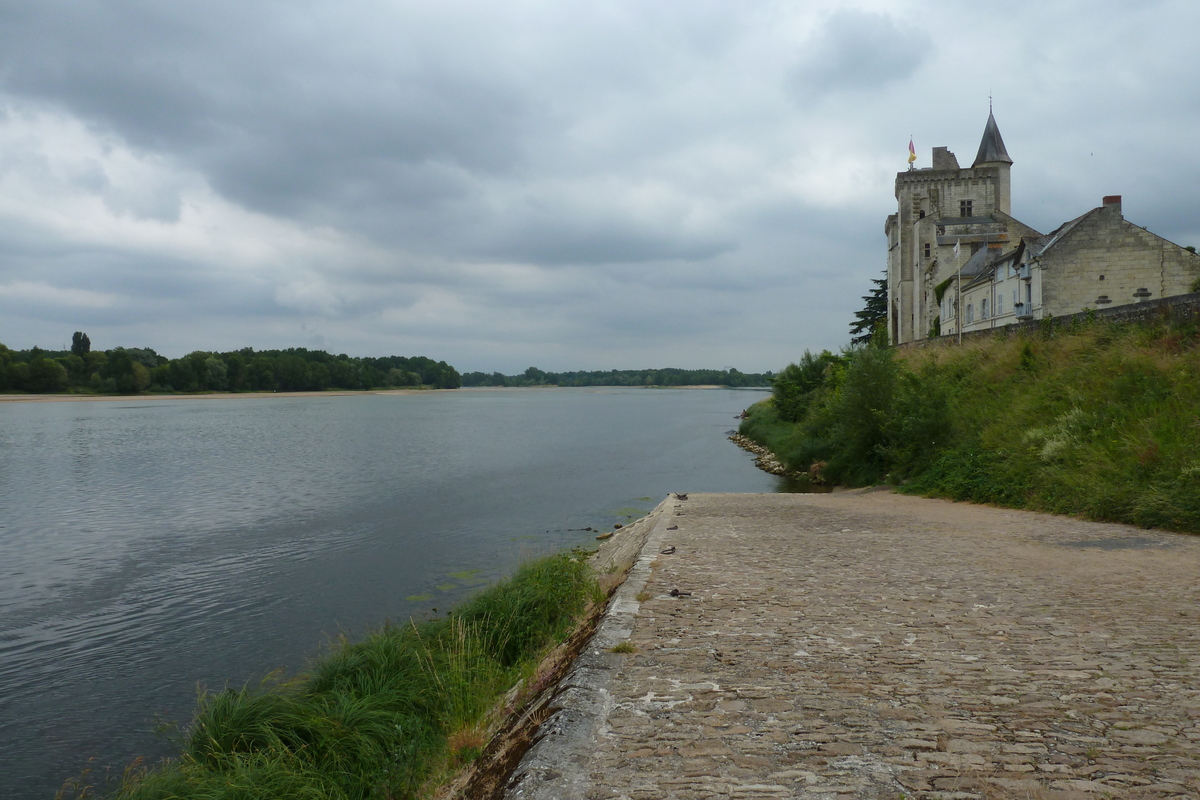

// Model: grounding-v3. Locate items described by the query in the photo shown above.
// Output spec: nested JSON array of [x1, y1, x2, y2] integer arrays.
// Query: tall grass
[[741, 314, 1200, 534], [105, 550, 601, 800]]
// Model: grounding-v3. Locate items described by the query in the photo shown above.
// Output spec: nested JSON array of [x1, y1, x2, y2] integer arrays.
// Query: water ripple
[[0, 389, 775, 798]]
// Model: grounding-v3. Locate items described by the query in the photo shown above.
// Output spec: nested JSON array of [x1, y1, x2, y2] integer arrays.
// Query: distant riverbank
[[0, 384, 758, 404], [0, 388, 448, 403]]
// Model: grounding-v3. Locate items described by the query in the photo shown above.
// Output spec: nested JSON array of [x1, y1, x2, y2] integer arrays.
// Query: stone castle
[[885, 113, 1200, 345]]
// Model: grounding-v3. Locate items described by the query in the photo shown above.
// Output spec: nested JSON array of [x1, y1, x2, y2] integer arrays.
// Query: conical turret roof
[[972, 111, 1012, 166]]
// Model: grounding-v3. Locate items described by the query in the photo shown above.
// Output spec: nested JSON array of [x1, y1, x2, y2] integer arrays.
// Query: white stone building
[[886, 115, 1200, 344]]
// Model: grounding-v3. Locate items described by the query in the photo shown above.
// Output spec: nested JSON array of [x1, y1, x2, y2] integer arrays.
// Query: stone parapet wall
[[899, 291, 1200, 349]]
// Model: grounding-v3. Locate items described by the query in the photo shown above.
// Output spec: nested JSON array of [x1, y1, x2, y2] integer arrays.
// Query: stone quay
[[505, 491, 1200, 800]]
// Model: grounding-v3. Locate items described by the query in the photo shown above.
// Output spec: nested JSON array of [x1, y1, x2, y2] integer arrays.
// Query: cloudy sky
[[0, 0, 1197, 373]]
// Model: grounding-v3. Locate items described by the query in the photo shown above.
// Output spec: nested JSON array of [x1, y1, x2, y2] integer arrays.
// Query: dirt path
[[506, 491, 1200, 799]]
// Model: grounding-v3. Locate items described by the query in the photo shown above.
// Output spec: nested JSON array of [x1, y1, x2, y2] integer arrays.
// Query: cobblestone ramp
[[506, 491, 1200, 800]]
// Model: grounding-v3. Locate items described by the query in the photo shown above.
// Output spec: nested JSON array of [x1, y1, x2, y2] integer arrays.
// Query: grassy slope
[[741, 316, 1200, 534], [97, 551, 602, 800]]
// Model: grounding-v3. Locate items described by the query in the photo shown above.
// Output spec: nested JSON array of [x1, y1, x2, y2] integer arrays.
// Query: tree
[[27, 357, 69, 392], [71, 331, 91, 356], [849, 274, 888, 345], [772, 350, 843, 422]]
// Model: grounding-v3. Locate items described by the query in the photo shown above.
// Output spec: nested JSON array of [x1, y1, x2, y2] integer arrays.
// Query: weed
[[609, 642, 637, 654], [635, 591, 652, 602]]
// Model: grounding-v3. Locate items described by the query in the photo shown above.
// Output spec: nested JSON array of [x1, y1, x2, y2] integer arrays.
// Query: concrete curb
[[503, 494, 683, 799]]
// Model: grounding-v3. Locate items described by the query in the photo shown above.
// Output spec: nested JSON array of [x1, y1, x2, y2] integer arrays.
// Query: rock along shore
[[501, 490, 1200, 799]]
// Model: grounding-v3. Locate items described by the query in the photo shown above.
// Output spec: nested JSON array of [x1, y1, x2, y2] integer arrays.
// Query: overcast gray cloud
[[0, 0, 1198, 372], [788, 8, 931, 100]]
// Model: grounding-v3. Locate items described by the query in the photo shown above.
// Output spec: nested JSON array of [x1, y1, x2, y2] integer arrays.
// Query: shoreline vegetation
[[1, 334, 770, 398], [740, 313, 1200, 535], [460, 366, 771, 388], [0, 340, 463, 396], [0, 384, 763, 404], [0, 388, 454, 404], [68, 544, 630, 800]]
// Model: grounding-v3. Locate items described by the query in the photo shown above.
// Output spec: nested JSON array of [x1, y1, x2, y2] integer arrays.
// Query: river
[[0, 387, 792, 798]]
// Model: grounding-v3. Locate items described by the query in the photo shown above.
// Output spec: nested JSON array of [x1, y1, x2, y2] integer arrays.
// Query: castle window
[[924, 243, 931, 258], [981, 298, 989, 319], [967, 303, 974, 323], [960, 200, 973, 217], [997, 293, 1004, 315], [919, 210, 926, 219]]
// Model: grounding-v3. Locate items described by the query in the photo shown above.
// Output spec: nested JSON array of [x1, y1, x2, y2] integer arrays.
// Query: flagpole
[[956, 266, 962, 345], [954, 239, 962, 345]]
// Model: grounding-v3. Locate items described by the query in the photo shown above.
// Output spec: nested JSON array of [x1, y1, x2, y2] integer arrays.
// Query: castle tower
[[972, 111, 1012, 215], [885, 112, 1021, 344]]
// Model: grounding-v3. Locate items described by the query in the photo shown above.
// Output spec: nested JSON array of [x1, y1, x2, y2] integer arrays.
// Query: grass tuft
[[107, 550, 600, 800]]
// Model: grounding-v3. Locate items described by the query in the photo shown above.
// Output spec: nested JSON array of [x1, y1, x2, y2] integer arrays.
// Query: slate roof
[[972, 111, 1012, 166], [962, 244, 1023, 289], [1025, 209, 1097, 258], [957, 246, 992, 278]]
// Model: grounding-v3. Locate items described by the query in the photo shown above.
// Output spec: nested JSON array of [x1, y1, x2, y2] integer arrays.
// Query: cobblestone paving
[[584, 491, 1200, 800]]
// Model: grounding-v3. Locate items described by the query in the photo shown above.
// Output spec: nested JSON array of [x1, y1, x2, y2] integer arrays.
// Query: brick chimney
[[1103, 195, 1122, 216]]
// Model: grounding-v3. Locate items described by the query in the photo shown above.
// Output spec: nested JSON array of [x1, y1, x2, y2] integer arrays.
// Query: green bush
[[742, 315, 1200, 535]]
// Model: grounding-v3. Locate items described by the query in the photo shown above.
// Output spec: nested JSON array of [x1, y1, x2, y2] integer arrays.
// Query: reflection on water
[[0, 388, 775, 798]]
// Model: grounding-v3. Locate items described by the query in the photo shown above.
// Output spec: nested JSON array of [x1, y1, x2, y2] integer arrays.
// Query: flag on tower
[[907, 138, 916, 165]]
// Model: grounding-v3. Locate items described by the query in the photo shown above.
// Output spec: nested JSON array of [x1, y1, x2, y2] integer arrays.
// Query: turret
[[973, 111, 1012, 215]]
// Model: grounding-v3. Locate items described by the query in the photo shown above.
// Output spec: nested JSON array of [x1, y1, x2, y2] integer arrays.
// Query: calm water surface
[[0, 387, 790, 798]]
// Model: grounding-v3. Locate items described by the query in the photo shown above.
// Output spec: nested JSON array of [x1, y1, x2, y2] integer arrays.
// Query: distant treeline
[[0, 334, 461, 394], [461, 366, 771, 387]]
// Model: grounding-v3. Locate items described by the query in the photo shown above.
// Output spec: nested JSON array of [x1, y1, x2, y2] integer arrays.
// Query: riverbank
[[505, 491, 1200, 798], [0, 388, 453, 403], [0, 385, 757, 404], [94, 540, 625, 800], [741, 317, 1200, 535], [88, 502, 677, 800]]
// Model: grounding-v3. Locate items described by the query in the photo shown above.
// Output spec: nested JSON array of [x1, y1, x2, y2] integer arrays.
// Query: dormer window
[[960, 200, 973, 217]]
